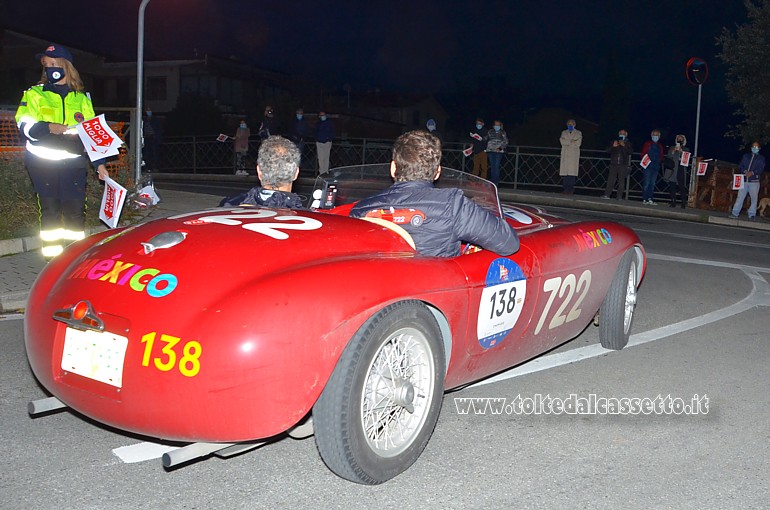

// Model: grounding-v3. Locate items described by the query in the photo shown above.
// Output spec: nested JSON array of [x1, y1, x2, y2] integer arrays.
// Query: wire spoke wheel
[[361, 327, 434, 457], [313, 301, 445, 484]]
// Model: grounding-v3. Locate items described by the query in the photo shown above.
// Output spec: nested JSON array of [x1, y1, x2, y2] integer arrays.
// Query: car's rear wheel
[[599, 249, 638, 350], [313, 300, 445, 484]]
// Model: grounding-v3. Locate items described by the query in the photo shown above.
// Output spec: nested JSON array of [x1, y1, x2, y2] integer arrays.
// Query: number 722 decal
[[534, 270, 592, 335]]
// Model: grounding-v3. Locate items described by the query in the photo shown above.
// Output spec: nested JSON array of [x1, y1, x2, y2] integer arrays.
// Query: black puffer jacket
[[350, 181, 519, 257], [220, 187, 304, 209]]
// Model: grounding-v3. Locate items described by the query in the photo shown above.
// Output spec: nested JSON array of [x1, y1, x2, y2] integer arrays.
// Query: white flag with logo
[[99, 176, 128, 228]]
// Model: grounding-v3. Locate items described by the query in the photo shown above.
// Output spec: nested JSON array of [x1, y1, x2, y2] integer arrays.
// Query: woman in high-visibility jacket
[[15, 44, 108, 259]]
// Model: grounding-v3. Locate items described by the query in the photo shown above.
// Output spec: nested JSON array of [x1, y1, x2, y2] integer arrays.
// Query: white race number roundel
[[477, 259, 527, 348]]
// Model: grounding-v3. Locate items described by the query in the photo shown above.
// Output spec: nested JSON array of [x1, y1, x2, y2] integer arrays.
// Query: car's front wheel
[[599, 249, 638, 350], [313, 300, 445, 484]]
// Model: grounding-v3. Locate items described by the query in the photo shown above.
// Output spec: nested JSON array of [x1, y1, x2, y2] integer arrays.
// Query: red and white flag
[[99, 176, 127, 228], [470, 132, 483, 141], [680, 151, 692, 166], [640, 154, 651, 169], [76, 114, 122, 161], [216, 133, 230, 142], [463, 146, 473, 157], [697, 161, 708, 176], [732, 174, 744, 190]]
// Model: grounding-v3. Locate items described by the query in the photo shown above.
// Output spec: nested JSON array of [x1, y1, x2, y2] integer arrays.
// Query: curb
[[0, 291, 27, 314]]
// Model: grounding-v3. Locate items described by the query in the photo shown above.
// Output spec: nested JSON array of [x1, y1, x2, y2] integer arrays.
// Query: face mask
[[494, 126, 501, 132], [320, 115, 327, 121], [240, 123, 246, 129], [46, 67, 65, 84], [428, 126, 435, 131], [618, 134, 626, 140], [752, 147, 760, 154], [652, 135, 660, 142], [475, 124, 483, 130], [296, 114, 303, 120], [567, 125, 574, 132]]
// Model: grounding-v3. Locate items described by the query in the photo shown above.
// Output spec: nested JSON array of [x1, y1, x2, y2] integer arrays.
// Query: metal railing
[[91, 132, 683, 200]]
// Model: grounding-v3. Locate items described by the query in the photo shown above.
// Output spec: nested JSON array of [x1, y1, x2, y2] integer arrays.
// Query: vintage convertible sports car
[[25, 165, 645, 484]]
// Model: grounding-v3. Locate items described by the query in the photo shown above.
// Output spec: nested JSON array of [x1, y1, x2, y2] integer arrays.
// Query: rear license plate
[[61, 328, 129, 388]]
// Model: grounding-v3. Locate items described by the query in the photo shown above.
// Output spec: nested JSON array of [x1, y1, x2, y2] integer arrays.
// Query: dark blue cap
[[36, 44, 73, 63]]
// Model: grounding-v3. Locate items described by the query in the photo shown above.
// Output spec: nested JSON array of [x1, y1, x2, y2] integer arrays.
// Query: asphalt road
[[2, 210, 769, 509]]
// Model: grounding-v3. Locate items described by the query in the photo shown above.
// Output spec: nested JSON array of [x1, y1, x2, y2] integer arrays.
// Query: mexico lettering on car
[[477, 258, 527, 349], [573, 227, 612, 252], [67, 254, 178, 298], [171, 208, 323, 240]]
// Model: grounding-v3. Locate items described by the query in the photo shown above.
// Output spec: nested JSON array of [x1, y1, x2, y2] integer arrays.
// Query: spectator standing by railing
[[291, 108, 310, 161], [602, 129, 633, 200], [730, 141, 765, 220], [469, 118, 488, 179], [486, 120, 508, 185], [559, 119, 582, 194], [640, 129, 665, 205], [315, 111, 335, 175], [233, 119, 250, 175], [664, 134, 689, 208]]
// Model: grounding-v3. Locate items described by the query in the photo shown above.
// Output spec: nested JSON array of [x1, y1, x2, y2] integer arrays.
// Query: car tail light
[[53, 300, 105, 332]]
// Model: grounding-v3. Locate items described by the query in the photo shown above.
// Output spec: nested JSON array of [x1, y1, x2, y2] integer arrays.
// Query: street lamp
[[135, 0, 152, 183], [686, 57, 709, 198]]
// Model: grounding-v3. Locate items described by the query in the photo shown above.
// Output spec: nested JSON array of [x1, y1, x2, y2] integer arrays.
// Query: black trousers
[[25, 153, 87, 233], [666, 167, 687, 205]]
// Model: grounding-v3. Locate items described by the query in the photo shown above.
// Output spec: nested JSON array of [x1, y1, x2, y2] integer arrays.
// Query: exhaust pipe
[[28, 397, 67, 415], [162, 442, 236, 468]]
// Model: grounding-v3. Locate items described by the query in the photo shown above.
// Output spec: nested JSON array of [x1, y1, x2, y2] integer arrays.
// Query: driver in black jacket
[[350, 130, 519, 257]]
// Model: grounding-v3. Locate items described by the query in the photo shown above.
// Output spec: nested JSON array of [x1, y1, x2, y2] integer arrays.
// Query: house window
[[146, 76, 167, 100]]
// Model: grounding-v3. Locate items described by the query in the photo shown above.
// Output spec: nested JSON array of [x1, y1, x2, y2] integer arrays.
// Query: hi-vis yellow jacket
[[15, 85, 95, 161]]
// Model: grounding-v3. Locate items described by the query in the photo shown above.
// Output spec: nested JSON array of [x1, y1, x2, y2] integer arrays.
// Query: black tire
[[410, 214, 423, 226], [599, 249, 638, 350], [313, 300, 445, 484]]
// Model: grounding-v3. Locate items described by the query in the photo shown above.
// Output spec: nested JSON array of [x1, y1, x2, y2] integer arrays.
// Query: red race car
[[26, 165, 645, 484]]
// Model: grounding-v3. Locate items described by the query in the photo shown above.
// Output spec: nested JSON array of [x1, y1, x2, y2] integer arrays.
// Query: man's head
[[618, 129, 628, 139], [475, 118, 484, 130], [391, 130, 442, 182], [257, 136, 300, 190], [651, 129, 661, 142], [296, 108, 303, 120], [751, 141, 761, 153], [264, 105, 273, 117], [319, 110, 327, 121]]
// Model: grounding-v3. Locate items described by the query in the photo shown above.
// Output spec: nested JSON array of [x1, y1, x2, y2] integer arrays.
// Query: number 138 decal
[[534, 270, 592, 335]]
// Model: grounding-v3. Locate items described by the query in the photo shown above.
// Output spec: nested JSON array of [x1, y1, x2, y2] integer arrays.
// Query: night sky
[[2, 0, 752, 159]]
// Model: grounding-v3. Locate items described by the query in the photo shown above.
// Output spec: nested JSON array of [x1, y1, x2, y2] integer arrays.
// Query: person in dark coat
[[350, 130, 519, 257]]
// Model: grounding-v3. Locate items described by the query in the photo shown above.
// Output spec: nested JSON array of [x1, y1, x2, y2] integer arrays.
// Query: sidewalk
[[1, 185, 768, 313]]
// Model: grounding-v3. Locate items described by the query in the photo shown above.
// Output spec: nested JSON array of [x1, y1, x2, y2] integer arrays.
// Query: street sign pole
[[690, 83, 702, 196], [135, 0, 152, 184]]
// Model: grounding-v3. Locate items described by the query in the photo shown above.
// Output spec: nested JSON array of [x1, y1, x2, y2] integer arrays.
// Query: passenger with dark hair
[[350, 130, 519, 257]]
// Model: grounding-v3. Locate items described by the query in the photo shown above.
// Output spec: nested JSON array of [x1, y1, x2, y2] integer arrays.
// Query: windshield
[[310, 164, 502, 217]]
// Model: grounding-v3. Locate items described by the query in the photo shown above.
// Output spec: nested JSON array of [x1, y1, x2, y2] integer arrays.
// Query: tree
[[717, 0, 770, 145]]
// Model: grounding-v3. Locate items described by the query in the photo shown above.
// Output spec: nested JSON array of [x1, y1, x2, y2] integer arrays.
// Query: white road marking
[[112, 442, 178, 463], [0, 314, 24, 321], [470, 255, 770, 388], [634, 229, 770, 249]]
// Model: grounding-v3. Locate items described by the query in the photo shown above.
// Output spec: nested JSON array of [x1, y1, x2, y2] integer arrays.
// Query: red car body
[[25, 166, 645, 482]]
